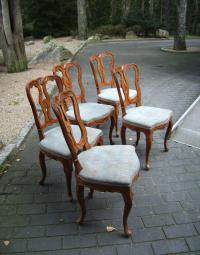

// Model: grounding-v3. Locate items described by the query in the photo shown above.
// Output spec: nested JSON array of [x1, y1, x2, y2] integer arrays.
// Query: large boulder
[[87, 35, 101, 41], [156, 29, 169, 38], [29, 42, 72, 65], [43, 35, 52, 44], [126, 31, 137, 39]]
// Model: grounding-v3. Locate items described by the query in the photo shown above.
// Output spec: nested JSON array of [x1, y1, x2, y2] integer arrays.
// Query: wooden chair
[[26, 75, 103, 201], [113, 64, 173, 170], [89, 51, 139, 136], [53, 62, 115, 144], [52, 90, 140, 237]]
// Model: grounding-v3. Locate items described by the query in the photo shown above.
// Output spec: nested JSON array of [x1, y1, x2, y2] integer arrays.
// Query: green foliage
[[95, 24, 126, 37]]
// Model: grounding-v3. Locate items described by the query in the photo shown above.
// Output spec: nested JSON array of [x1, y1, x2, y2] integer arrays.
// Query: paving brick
[[133, 206, 154, 216], [142, 214, 174, 227], [81, 246, 117, 255], [17, 204, 46, 215], [152, 239, 189, 254], [0, 205, 17, 215], [186, 236, 200, 251], [173, 211, 200, 224], [162, 191, 191, 202], [112, 217, 144, 230], [163, 224, 197, 238], [153, 202, 182, 214], [78, 220, 112, 234], [28, 237, 61, 251], [133, 227, 164, 243], [97, 232, 132, 246], [195, 223, 200, 233], [34, 193, 62, 203], [87, 208, 122, 221], [0, 239, 27, 253], [181, 201, 200, 211], [13, 226, 45, 238], [5, 194, 33, 204], [3, 184, 22, 194], [116, 243, 154, 255], [46, 223, 78, 236], [0, 227, 13, 239], [63, 234, 97, 249], [0, 215, 30, 227], [47, 202, 76, 213]]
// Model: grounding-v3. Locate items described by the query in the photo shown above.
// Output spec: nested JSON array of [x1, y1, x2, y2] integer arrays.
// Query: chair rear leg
[[76, 184, 86, 224], [164, 119, 172, 152], [109, 115, 115, 145], [88, 189, 94, 199], [63, 161, 73, 202], [114, 105, 119, 137], [135, 132, 140, 146], [39, 151, 46, 185], [145, 132, 153, 170], [121, 125, 127, 145], [122, 188, 133, 237]]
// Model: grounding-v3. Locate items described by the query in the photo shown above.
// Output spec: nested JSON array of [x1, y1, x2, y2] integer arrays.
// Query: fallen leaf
[[197, 216, 200, 219], [106, 226, 116, 232], [128, 138, 133, 141], [59, 218, 64, 223], [16, 159, 21, 162], [3, 240, 10, 246]]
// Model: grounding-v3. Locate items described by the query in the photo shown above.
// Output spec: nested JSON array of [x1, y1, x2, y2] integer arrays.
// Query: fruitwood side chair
[[52, 90, 140, 237], [26, 75, 103, 201], [53, 62, 115, 144], [89, 51, 140, 136], [113, 64, 173, 170]]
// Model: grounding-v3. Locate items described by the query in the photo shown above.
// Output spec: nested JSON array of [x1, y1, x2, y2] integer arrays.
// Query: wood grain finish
[[113, 64, 173, 170], [52, 90, 139, 237]]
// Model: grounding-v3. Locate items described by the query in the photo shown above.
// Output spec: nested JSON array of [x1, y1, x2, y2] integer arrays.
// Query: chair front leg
[[121, 125, 127, 145], [63, 161, 73, 202], [164, 119, 172, 152], [88, 188, 94, 199], [145, 131, 153, 170], [76, 184, 86, 224], [39, 151, 46, 185], [109, 115, 115, 145], [122, 188, 133, 237]]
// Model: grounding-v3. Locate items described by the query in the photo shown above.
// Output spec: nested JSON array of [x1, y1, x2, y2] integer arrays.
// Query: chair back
[[52, 90, 91, 173], [89, 51, 115, 94], [26, 75, 63, 140], [53, 62, 86, 103], [112, 64, 142, 116]]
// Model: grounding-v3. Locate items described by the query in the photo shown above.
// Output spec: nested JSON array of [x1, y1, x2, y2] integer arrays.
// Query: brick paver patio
[[0, 40, 200, 254]]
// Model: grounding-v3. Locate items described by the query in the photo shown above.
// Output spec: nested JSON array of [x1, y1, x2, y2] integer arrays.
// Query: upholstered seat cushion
[[66, 103, 114, 124], [78, 145, 140, 187], [40, 125, 102, 159], [98, 88, 137, 103], [123, 106, 172, 129]]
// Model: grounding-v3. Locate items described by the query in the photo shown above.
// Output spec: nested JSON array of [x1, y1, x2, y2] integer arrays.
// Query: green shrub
[[95, 24, 126, 37]]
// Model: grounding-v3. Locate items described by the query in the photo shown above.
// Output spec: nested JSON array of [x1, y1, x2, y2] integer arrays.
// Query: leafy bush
[[126, 25, 144, 36], [95, 24, 126, 37]]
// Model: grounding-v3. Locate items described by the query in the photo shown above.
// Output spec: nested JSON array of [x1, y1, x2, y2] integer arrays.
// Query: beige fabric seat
[[40, 125, 102, 159], [98, 88, 137, 103], [124, 106, 172, 129], [67, 102, 114, 124], [78, 145, 140, 187]]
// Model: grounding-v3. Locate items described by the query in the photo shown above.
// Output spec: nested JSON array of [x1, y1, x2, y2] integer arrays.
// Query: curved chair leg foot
[[122, 188, 133, 237], [39, 151, 46, 185], [63, 162, 73, 202], [135, 132, 140, 147], [109, 115, 115, 145], [121, 125, 127, 145], [76, 185, 86, 224], [88, 189, 94, 199], [145, 132, 153, 170], [164, 119, 172, 152]]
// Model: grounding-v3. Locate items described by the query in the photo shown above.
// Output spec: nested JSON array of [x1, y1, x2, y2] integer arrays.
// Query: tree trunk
[[149, 0, 154, 17], [141, 0, 145, 17], [192, 0, 199, 34], [77, 0, 87, 40], [110, 0, 118, 24], [121, 0, 131, 24], [164, 0, 170, 31], [0, 0, 27, 73], [173, 0, 187, 50]]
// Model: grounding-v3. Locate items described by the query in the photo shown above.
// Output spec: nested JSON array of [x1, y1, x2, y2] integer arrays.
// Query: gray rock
[[101, 35, 112, 40], [87, 35, 101, 41], [126, 31, 137, 39], [25, 41, 35, 46], [156, 29, 169, 38], [43, 35, 52, 44], [29, 42, 72, 65]]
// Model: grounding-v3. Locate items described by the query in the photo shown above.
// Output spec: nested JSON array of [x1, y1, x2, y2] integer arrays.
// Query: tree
[[110, 0, 118, 24], [149, 0, 154, 17], [173, 0, 187, 50], [121, 0, 131, 24], [0, 0, 27, 73], [77, 0, 87, 39]]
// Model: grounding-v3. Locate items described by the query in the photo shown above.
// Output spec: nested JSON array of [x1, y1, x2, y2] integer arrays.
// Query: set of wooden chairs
[[26, 52, 173, 236]]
